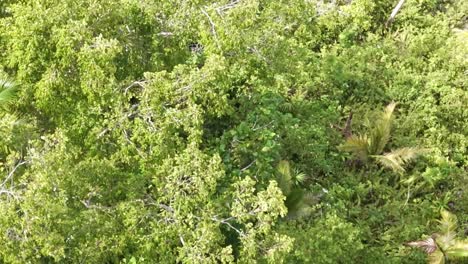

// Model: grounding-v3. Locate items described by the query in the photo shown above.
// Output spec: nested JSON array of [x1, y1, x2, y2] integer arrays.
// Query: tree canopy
[[0, 0, 467, 263]]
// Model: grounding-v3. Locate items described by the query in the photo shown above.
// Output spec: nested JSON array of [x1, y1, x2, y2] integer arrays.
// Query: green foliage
[[374, 147, 424, 174], [276, 160, 316, 219], [340, 103, 399, 161], [0, 73, 18, 108], [281, 212, 365, 264], [341, 102, 425, 173], [407, 210, 468, 264], [0, 0, 466, 262]]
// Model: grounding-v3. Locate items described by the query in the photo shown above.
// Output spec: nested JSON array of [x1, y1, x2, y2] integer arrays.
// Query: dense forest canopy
[[0, 0, 467, 263]]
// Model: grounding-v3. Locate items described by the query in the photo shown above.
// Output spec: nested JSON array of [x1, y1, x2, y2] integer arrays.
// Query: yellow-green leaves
[[368, 102, 396, 156], [0, 73, 18, 108], [340, 134, 369, 161], [407, 210, 468, 264], [232, 177, 292, 262], [340, 102, 424, 173], [374, 147, 424, 173]]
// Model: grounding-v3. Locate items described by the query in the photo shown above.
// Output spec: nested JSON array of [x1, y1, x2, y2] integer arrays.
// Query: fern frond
[[373, 147, 423, 173], [340, 135, 369, 161], [368, 102, 396, 155]]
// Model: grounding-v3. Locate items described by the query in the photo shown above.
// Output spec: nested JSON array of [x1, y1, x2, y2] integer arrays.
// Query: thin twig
[[0, 189, 21, 200], [123, 129, 145, 158], [201, 8, 220, 48], [240, 160, 256, 172], [1, 160, 27, 187], [252, 120, 274, 131], [157, 32, 174, 37], [216, 0, 240, 15], [123, 80, 146, 94], [212, 216, 245, 236]]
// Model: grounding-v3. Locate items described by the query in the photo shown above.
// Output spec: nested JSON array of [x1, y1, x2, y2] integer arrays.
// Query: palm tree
[[276, 160, 319, 219], [406, 210, 468, 264], [0, 73, 18, 107], [339, 102, 423, 173]]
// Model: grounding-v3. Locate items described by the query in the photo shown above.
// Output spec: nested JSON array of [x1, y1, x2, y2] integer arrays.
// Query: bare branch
[[0, 189, 21, 200], [97, 127, 111, 138], [212, 216, 245, 236], [240, 160, 256, 172], [179, 235, 185, 246], [216, 0, 240, 15], [386, 0, 406, 28], [157, 32, 174, 37], [201, 8, 220, 48], [331, 111, 353, 138], [1, 160, 27, 188], [123, 80, 146, 94], [123, 129, 146, 158], [97, 104, 140, 138]]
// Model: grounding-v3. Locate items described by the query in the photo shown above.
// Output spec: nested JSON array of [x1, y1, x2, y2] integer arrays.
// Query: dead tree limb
[[386, 0, 406, 28]]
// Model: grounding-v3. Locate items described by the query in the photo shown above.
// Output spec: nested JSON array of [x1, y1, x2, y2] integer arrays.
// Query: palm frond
[[284, 188, 304, 217], [373, 147, 423, 173], [0, 74, 18, 106], [340, 135, 369, 161], [406, 237, 445, 264], [277, 160, 292, 196], [436, 210, 458, 250], [300, 192, 320, 206], [285, 189, 317, 219], [438, 210, 458, 235], [292, 168, 307, 185], [445, 240, 468, 258], [406, 236, 438, 254], [406, 210, 468, 263], [290, 204, 314, 219], [368, 102, 396, 155], [427, 249, 445, 264], [383, 101, 397, 120]]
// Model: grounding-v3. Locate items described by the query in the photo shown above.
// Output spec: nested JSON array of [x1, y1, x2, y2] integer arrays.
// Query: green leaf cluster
[[0, 0, 466, 263]]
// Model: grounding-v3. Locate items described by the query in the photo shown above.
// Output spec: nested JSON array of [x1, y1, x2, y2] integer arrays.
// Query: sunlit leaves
[[0, 73, 17, 107], [374, 147, 424, 173], [340, 102, 424, 173], [368, 102, 396, 155], [407, 210, 468, 263], [340, 135, 369, 161], [0, 0, 466, 262]]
